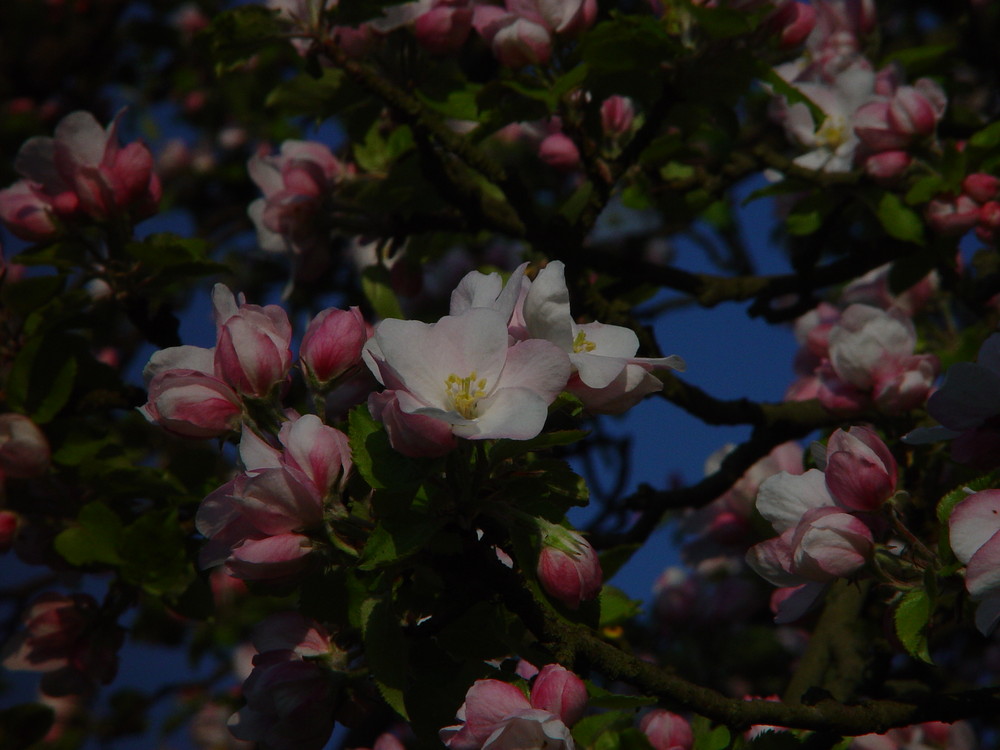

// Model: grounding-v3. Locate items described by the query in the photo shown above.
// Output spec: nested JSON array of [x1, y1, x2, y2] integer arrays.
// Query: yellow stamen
[[445, 371, 488, 419], [816, 115, 847, 148], [573, 330, 597, 353]]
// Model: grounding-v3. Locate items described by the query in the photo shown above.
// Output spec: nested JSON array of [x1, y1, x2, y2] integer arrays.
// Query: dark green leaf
[[489, 430, 589, 465], [360, 265, 405, 321], [359, 515, 444, 570], [54, 502, 124, 567], [969, 121, 1000, 150], [362, 597, 410, 719], [348, 405, 430, 490], [894, 589, 933, 664], [203, 6, 284, 72], [904, 175, 946, 206], [599, 585, 642, 628], [266, 68, 346, 114], [573, 711, 633, 748], [597, 544, 641, 580], [0, 274, 65, 318], [876, 192, 925, 245], [6, 333, 80, 423], [120, 509, 195, 598]]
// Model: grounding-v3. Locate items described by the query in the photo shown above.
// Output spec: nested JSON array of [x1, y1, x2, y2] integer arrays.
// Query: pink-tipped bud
[[888, 86, 940, 139], [530, 665, 588, 727], [0, 414, 50, 479], [963, 173, 1000, 203], [414, 5, 473, 55], [864, 150, 912, 183], [770, 1, 816, 49], [536, 520, 602, 609], [300, 307, 369, 386], [640, 710, 693, 750], [926, 194, 980, 235], [538, 133, 581, 171], [824, 426, 897, 511], [600, 96, 635, 138]]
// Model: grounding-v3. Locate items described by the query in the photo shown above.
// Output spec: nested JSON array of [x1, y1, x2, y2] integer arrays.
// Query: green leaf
[[969, 121, 1000, 150], [585, 682, 657, 710], [599, 585, 642, 628], [362, 598, 410, 719], [759, 67, 825, 126], [573, 711, 633, 748], [347, 405, 431, 490], [876, 192, 925, 245], [360, 264, 405, 320], [6, 333, 80, 423], [359, 515, 444, 570], [119, 509, 195, 598], [886, 243, 941, 296], [353, 125, 414, 173], [266, 68, 346, 114], [54, 502, 124, 567], [904, 175, 946, 206], [687, 1, 758, 38], [691, 716, 732, 750], [894, 589, 933, 664], [203, 6, 283, 72], [560, 181, 595, 224], [416, 84, 481, 121]]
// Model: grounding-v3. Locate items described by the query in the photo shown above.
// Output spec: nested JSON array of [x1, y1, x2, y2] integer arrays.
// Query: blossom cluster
[[787, 266, 939, 415], [746, 425, 897, 622], [0, 109, 161, 241]]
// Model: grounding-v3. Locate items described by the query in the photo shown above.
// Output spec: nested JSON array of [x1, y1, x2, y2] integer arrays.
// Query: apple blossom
[[600, 96, 635, 138], [521, 261, 684, 414], [2, 592, 125, 696], [363, 307, 571, 450], [948, 490, 1000, 635], [0, 109, 161, 234]]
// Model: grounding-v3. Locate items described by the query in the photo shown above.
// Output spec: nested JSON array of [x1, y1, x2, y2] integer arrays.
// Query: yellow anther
[[816, 115, 847, 148], [445, 371, 488, 419], [573, 330, 597, 353]]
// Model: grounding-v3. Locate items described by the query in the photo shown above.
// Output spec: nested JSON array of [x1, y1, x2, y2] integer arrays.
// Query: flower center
[[445, 371, 488, 419], [816, 115, 848, 148], [572, 330, 596, 353]]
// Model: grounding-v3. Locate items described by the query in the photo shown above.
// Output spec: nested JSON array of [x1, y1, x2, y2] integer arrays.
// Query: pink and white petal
[[462, 680, 531, 745], [569, 364, 662, 415], [948, 490, 1000, 565], [53, 111, 109, 168], [453, 388, 551, 440], [239, 426, 282, 474], [14, 137, 63, 189], [755, 469, 838, 532], [143, 345, 215, 380], [574, 322, 639, 358], [773, 581, 828, 624], [369, 391, 457, 458], [498, 339, 572, 402], [966, 531, 1000, 599], [746, 533, 801, 588], [570, 352, 627, 390], [523, 261, 574, 351]]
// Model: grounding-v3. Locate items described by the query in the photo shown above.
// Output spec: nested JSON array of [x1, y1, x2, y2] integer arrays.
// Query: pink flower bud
[[538, 133, 580, 171], [926, 194, 980, 235], [853, 101, 909, 152], [963, 173, 1000, 203], [0, 182, 60, 241], [415, 5, 474, 54], [600, 96, 635, 138], [640, 710, 693, 750], [536, 522, 602, 609], [530, 665, 588, 727], [0, 413, 50, 478], [888, 86, 941, 138], [864, 150, 912, 182], [213, 285, 293, 398], [824, 426, 897, 511], [140, 370, 243, 439], [979, 200, 1000, 237], [488, 16, 552, 68], [300, 307, 368, 386], [770, 1, 816, 49]]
